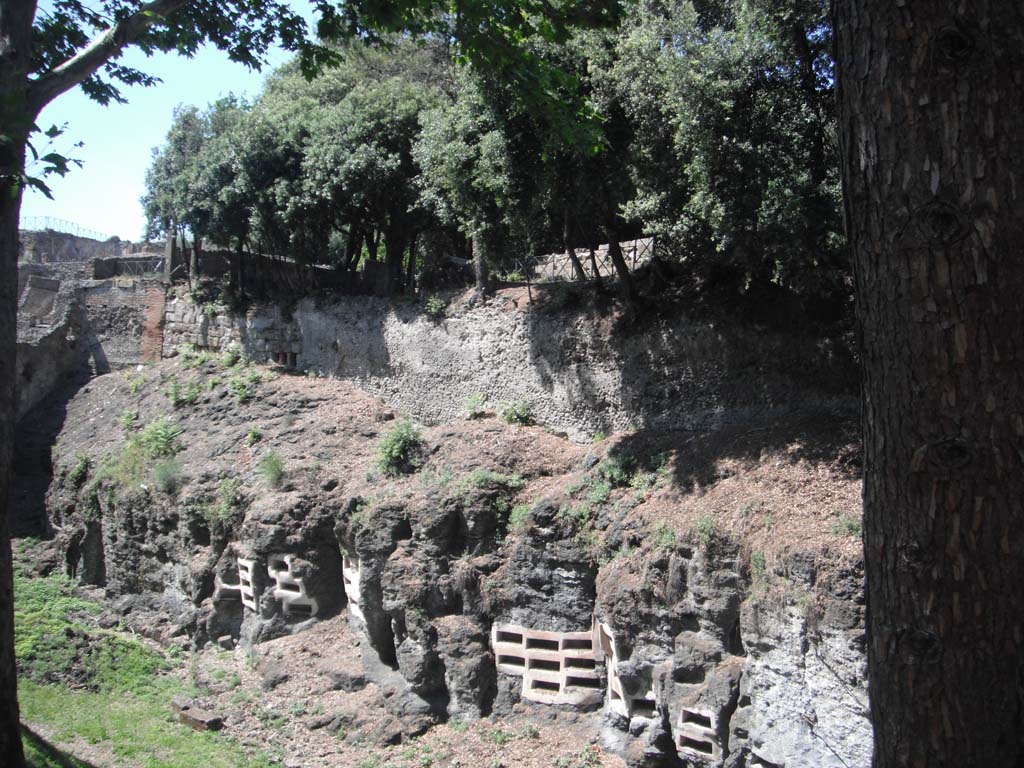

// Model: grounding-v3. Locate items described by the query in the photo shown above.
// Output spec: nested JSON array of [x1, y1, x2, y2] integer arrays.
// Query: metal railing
[[20, 216, 111, 242], [512, 237, 654, 285]]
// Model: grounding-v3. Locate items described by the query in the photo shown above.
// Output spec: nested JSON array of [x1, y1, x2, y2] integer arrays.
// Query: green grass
[[15, 566, 274, 768], [695, 515, 717, 549]]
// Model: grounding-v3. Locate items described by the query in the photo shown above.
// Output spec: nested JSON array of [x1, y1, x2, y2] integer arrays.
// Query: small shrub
[[464, 392, 486, 418], [560, 502, 592, 528], [424, 295, 447, 319], [152, 459, 184, 495], [259, 451, 286, 489], [592, 431, 607, 443], [68, 455, 91, 489], [126, 374, 144, 394], [695, 515, 717, 549], [655, 522, 676, 549], [376, 420, 425, 477], [751, 551, 767, 584], [209, 377, 221, 389], [509, 504, 531, 533], [119, 410, 140, 431], [247, 426, 263, 446], [501, 400, 533, 426], [140, 417, 183, 458], [449, 719, 469, 733], [596, 454, 635, 487]]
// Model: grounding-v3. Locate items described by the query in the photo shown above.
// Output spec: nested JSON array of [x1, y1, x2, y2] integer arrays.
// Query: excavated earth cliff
[[44, 350, 870, 768]]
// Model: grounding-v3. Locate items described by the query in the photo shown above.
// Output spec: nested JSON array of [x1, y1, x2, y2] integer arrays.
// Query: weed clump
[[68, 455, 91, 489], [167, 378, 203, 407], [153, 459, 184, 495], [376, 420, 425, 477], [464, 392, 486, 419], [259, 451, 286, 488], [695, 515, 717, 549], [140, 417, 183, 458]]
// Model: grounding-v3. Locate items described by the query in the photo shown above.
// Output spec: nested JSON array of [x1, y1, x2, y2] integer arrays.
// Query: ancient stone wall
[[80, 278, 166, 371], [163, 295, 857, 441]]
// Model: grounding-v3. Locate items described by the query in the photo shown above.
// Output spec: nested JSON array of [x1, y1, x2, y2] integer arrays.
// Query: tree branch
[[26, 0, 191, 115]]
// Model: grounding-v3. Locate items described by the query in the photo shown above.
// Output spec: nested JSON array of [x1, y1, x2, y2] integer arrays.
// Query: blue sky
[[22, 8, 309, 241]]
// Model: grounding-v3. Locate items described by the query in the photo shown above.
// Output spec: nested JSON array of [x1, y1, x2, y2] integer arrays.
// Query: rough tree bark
[[0, 0, 35, 762], [834, 3, 1024, 766], [471, 228, 491, 296]]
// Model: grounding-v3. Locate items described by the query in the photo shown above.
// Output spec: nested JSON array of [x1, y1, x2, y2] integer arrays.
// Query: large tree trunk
[[0, 4, 33, 766], [835, 3, 1024, 766]]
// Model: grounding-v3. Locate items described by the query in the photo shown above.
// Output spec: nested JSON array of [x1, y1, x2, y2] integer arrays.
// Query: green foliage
[[13, 566, 168, 694], [167, 378, 204, 407], [751, 551, 767, 584], [466, 469, 525, 491], [560, 502, 592, 528], [119, 410, 140, 431], [140, 417, 183, 458], [695, 515, 717, 549], [655, 522, 676, 550], [501, 400, 534, 426], [247, 425, 263, 446], [376, 420, 425, 477], [424, 295, 447, 319], [201, 477, 246, 528], [508, 503, 531, 532], [464, 392, 486, 418], [126, 374, 145, 395], [68, 455, 91, 489], [595, 454, 636, 487], [586, 480, 612, 505], [153, 459, 184, 495], [259, 451, 286, 489], [592, 431, 607, 443], [229, 375, 253, 404]]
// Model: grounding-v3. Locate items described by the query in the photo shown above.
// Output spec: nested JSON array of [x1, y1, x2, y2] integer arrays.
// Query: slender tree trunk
[[405, 233, 418, 296], [471, 229, 491, 296], [0, 3, 33, 764], [588, 242, 604, 289], [603, 225, 636, 304], [367, 229, 380, 263], [563, 211, 586, 281], [835, 3, 1024, 766]]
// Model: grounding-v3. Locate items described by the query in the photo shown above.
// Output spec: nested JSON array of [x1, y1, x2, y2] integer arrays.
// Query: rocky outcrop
[[43, 355, 870, 766]]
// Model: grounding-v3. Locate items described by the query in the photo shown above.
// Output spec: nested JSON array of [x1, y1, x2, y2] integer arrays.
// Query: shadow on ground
[[22, 725, 97, 768]]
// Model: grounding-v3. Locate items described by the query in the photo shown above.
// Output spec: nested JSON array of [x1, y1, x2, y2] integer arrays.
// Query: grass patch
[[15, 565, 273, 768], [246, 426, 262, 446]]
